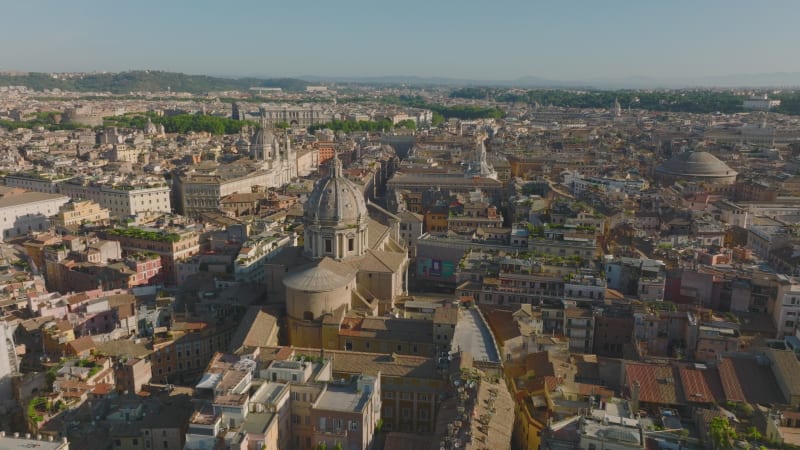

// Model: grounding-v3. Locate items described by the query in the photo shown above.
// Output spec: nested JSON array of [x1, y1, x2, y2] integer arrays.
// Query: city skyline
[[2, 0, 800, 86]]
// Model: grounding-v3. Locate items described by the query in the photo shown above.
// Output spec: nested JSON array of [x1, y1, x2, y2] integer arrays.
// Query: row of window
[[384, 391, 429, 401], [383, 406, 429, 420]]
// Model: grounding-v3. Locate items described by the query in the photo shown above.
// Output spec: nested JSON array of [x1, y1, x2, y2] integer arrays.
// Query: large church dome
[[251, 127, 274, 148], [655, 151, 737, 185], [304, 157, 368, 226], [302, 157, 369, 260]]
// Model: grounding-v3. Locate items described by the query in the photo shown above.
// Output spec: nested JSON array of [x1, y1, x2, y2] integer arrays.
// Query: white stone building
[[0, 187, 70, 241], [58, 181, 171, 218]]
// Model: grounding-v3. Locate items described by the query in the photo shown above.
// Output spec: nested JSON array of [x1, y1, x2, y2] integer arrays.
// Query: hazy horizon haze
[[2, 0, 800, 85]]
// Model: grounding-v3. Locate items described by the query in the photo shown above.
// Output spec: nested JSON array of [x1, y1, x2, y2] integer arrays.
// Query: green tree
[[709, 416, 736, 450], [431, 112, 445, 127], [745, 426, 762, 445], [396, 119, 416, 130]]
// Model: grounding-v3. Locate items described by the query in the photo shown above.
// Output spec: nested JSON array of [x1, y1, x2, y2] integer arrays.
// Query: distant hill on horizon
[[2, 69, 799, 93], [0, 70, 310, 94], [300, 72, 800, 89]]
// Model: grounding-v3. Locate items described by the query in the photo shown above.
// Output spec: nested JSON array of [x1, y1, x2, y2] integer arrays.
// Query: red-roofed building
[[66, 335, 96, 358], [717, 358, 746, 403], [625, 362, 681, 408], [678, 367, 715, 404]]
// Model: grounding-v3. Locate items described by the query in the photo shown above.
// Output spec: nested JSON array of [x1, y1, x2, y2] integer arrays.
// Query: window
[[385, 391, 394, 399], [163, 441, 168, 449], [348, 238, 354, 251], [402, 408, 411, 419], [325, 239, 332, 253], [349, 420, 359, 431], [384, 406, 393, 417]]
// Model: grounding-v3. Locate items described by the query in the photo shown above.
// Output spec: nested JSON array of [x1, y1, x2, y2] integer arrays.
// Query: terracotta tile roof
[[625, 363, 681, 406], [702, 367, 726, 403], [717, 358, 745, 402], [543, 375, 561, 391], [481, 307, 521, 343], [67, 293, 89, 305], [279, 347, 440, 380], [91, 383, 113, 395], [67, 335, 96, 355], [576, 382, 614, 399], [679, 367, 714, 404], [229, 306, 278, 351], [525, 352, 555, 378]]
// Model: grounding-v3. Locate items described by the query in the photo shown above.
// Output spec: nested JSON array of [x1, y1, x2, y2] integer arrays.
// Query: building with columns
[[265, 157, 411, 350]]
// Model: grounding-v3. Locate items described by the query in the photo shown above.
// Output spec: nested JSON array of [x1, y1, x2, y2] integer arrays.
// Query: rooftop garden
[[77, 358, 102, 378], [27, 396, 67, 424], [106, 227, 181, 243]]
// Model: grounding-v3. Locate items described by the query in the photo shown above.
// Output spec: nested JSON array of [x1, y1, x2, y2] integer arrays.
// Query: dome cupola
[[303, 156, 369, 259]]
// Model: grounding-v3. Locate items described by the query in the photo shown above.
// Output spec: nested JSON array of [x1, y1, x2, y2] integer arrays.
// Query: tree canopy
[[381, 95, 505, 120], [709, 416, 736, 450], [104, 112, 254, 135]]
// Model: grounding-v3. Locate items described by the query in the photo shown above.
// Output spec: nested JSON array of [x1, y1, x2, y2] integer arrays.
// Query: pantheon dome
[[654, 151, 737, 185]]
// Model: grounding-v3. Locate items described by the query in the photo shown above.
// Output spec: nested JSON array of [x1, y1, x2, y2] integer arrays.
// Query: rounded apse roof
[[304, 157, 368, 225], [283, 262, 354, 293], [656, 151, 736, 178]]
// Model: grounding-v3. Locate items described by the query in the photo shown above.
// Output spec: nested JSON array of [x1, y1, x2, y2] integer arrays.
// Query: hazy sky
[[2, 0, 799, 81]]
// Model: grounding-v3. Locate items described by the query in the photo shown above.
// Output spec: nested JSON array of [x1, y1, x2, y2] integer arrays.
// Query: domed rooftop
[[251, 126, 275, 148], [304, 157, 368, 226], [656, 151, 736, 179], [283, 258, 356, 292]]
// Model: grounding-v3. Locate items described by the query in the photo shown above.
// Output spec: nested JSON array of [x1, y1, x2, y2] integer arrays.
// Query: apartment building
[[102, 227, 200, 285], [59, 180, 171, 218]]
